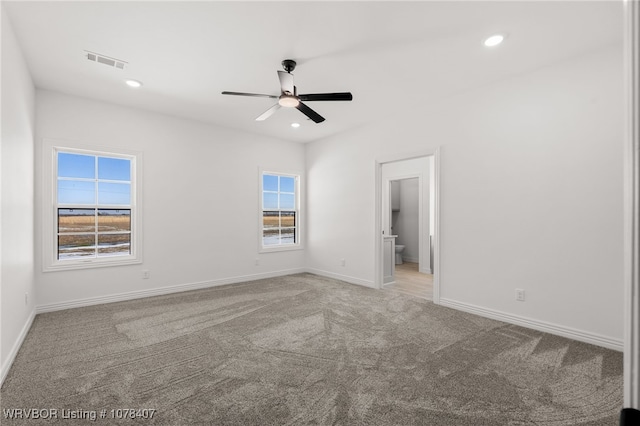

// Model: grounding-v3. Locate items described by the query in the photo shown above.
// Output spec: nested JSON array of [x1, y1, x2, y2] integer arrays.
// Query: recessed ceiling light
[[483, 34, 505, 47], [125, 79, 143, 88], [291, 122, 301, 128]]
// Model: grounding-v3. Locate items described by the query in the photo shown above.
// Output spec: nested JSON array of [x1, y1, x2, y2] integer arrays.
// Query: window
[[44, 143, 141, 271], [261, 172, 300, 250]]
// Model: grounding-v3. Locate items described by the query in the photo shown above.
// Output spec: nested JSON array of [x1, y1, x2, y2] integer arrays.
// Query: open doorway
[[374, 149, 440, 303], [388, 177, 434, 299]]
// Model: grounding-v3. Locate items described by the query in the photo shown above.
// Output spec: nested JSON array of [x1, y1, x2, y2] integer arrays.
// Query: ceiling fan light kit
[[222, 59, 353, 124], [278, 95, 299, 108]]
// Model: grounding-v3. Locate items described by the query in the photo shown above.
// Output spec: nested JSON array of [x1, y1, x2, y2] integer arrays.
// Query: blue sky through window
[[280, 176, 294, 193], [58, 153, 94, 179], [262, 174, 295, 210], [263, 174, 278, 192], [58, 152, 131, 205], [280, 193, 294, 209], [98, 182, 131, 205], [263, 193, 278, 209], [58, 181, 96, 204], [98, 157, 130, 181]]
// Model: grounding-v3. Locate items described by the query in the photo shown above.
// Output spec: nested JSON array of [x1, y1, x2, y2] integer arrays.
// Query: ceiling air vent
[[85, 51, 127, 70]]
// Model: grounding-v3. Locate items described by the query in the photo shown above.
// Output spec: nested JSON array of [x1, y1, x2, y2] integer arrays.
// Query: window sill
[[258, 244, 304, 254], [43, 257, 142, 272]]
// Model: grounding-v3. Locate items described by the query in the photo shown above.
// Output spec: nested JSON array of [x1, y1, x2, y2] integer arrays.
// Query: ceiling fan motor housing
[[282, 59, 296, 73]]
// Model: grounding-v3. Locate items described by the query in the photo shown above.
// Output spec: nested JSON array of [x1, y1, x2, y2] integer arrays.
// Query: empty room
[[2, 1, 639, 425]]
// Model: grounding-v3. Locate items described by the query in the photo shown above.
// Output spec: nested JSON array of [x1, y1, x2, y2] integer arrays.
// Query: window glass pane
[[58, 180, 96, 204], [58, 234, 95, 259], [51, 148, 137, 268], [281, 211, 295, 227], [263, 229, 280, 246], [97, 233, 131, 257], [58, 152, 95, 179], [98, 209, 131, 232], [263, 192, 278, 209], [58, 209, 95, 233], [263, 211, 279, 228], [98, 157, 131, 181], [261, 172, 298, 248], [263, 174, 278, 192], [280, 176, 295, 193], [98, 182, 131, 205], [280, 193, 295, 209], [281, 228, 295, 244]]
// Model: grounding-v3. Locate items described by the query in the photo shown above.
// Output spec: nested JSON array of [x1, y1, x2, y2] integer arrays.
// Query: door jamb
[[623, 0, 639, 410]]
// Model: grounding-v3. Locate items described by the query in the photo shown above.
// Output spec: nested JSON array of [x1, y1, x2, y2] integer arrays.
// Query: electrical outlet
[[25, 292, 29, 305], [340, 258, 346, 267], [515, 288, 526, 302], [142, 270, 150, 279], [255, 258, 260, 266]]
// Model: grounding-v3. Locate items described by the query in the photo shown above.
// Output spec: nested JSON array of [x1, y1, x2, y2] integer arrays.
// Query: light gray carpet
[[1, 273, 623, 425]]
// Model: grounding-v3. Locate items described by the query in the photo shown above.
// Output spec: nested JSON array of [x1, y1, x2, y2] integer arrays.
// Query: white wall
[[34, 90, 306, 309], [1, 9, 36, 383], [307, 45, 625, 347], [396, 178, 420, 263]]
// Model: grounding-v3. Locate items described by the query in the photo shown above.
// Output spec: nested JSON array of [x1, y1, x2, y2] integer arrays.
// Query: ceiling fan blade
[[222, 91, 278, 99], [296, 102, 325, 123], [255, 104, 281, 121], [298, 92, 353, 102], [277, 71, 294, 94]]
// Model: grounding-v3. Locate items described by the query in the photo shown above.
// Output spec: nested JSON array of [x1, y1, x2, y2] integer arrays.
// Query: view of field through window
[[57, 152, 132, 260], [262, 173, 297, 246]]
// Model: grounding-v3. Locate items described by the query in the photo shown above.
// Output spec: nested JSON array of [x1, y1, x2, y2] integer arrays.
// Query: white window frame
[[258, 168, 303, 253], [42, 139, 143, 271]]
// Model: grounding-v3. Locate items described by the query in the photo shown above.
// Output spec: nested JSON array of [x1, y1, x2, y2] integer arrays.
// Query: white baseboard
[[439, 298, 623, 351], [36, 268, 306, 314], [305, 268, 376, 288], [1, 310, 35, 387]]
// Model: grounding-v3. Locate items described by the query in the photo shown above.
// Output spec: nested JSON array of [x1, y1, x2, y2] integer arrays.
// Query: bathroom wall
[[395, 178, 420, 263]]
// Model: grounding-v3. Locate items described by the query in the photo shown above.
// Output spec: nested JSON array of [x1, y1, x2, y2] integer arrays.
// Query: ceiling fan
[[221, 59, 353, 123]]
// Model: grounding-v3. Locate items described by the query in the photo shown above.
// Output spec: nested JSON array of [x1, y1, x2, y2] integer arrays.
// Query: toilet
[[395, 245, 405, 265]]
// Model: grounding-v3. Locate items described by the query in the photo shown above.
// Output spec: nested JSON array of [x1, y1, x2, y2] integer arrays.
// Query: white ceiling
[[3, 1, 623, 143]]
